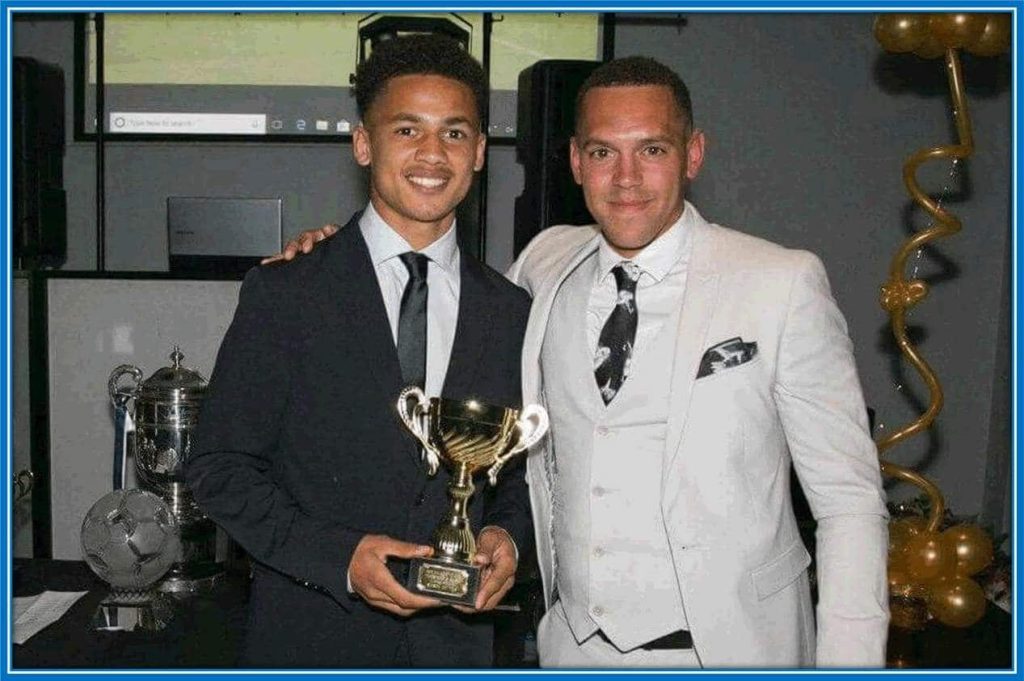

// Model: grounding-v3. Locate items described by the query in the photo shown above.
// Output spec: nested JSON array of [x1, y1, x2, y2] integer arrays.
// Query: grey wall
[[12, 13, 1012, 548]]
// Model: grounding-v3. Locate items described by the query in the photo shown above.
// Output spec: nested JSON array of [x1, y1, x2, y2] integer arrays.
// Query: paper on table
[[13, 595, 40, 621], [13, 591, 89, 645]]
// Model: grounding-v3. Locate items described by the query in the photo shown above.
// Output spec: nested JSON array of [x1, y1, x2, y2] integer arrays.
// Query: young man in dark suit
[[186, 35, 532, 668]]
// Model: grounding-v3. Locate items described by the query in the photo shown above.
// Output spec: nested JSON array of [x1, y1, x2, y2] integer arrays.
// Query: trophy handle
[[486, 404, 549, 486], [108, 365, 143, 409], [109, 365, 142, 492], [396, 386, 441, 476]]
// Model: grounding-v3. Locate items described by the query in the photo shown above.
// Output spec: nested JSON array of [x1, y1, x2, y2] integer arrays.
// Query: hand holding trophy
[[397, 387, 548, 606]]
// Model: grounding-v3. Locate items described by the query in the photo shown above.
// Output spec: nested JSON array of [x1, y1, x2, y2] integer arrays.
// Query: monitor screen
[[79, 12, 604, 140]]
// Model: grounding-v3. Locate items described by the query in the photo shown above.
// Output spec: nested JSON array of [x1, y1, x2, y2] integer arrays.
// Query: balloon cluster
[[874, 13, 1011, 59], [888, 515, 994, 629]]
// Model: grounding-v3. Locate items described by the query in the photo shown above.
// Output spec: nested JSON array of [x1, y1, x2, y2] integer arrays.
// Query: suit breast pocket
[[694, 353, 764, 387]]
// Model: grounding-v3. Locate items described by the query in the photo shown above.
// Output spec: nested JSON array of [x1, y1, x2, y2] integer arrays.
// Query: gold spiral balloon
[[872, 11, 1012, 528], [874, 12, 1006, 632]]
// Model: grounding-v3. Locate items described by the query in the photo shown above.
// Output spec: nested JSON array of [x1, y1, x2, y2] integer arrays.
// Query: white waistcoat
[[541, 257, 689, 652]]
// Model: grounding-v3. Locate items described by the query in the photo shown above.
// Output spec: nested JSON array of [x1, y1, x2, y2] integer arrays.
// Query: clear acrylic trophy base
[[91, 589, 175, 632], [407, 556, 481, 606]]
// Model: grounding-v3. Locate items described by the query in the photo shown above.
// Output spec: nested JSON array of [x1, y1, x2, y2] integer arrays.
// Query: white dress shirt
[[587, 209, 694, 360], [358, 202, 460, 397]]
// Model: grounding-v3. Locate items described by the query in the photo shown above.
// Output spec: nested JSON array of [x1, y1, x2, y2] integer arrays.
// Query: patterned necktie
[[594, 262, 641, 404], [397, 251, 429, 389]]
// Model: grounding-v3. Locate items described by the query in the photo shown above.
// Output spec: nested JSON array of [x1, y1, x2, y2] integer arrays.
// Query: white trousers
[[537, 601, 702, 669]]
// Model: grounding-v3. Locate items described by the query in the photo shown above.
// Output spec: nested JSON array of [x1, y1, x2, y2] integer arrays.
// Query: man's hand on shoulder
[[261, 223, 340, 264], [348, 534, 442, 617]]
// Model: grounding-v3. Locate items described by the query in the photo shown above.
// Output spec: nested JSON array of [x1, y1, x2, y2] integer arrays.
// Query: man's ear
[[353, 125, 372, 167], [473, 132, 486, 172], [569, 136, 583, 185], [685, 130, 706, 181]]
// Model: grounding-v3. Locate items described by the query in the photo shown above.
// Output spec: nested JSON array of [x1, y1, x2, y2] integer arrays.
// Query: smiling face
[[353, 74, 486, 249], [570, 84, 705, 258]]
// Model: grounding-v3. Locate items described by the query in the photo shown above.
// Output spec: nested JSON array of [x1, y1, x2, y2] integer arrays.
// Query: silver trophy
[[108, 347, 222, 594]]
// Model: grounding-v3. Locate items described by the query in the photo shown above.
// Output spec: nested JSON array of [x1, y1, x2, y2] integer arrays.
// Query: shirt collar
[[358, 201, 459, 273], [596, 205, 693, 284]]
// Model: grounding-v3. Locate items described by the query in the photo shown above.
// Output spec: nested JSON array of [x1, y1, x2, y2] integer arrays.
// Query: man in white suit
[[505, 56, 889, 668], [272, 56, 889, 669]]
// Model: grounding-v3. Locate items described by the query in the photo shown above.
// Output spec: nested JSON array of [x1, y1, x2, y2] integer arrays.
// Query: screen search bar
[[109, 112, 267, 135]]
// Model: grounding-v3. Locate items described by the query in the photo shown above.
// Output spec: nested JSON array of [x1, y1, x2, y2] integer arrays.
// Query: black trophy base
[[407, 557, 480, 606]]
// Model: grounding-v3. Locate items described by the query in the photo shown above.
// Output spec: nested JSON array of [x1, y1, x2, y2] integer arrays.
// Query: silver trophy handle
[[396, 386, 441, 476], [108, 365, 143, 491], [108, 365, 143, 409], [487, 404, 549, 486]]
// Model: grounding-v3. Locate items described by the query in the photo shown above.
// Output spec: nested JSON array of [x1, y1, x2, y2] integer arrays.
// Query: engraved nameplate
[[417, 564, 469, 597]]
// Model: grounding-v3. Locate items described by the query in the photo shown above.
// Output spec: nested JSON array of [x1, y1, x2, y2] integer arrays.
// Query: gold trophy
[[396, 386, 548, 605]]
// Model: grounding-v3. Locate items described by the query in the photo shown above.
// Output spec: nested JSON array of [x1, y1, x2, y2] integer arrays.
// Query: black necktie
[[397, 252, 429, 389], [594, 262, 641, 404]]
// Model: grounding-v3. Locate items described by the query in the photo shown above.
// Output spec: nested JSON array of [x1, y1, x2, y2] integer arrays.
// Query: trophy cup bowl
[[396, 386, 548, 606]]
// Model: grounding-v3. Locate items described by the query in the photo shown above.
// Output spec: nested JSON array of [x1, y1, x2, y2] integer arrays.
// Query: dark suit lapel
[[318, 213, 406, 423], [440, 253, 491, 401]]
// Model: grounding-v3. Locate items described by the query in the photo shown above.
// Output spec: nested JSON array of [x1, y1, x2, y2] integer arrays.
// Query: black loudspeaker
[[513, 60, 600, 257], [13, 57, 66, 269]]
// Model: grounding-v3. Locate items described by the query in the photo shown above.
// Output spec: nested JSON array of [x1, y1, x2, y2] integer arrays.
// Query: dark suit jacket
[[186, 214, 532, 668]]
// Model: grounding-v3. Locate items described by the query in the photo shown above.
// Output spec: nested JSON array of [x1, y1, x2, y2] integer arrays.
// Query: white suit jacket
[[506, 203, 890, 668]]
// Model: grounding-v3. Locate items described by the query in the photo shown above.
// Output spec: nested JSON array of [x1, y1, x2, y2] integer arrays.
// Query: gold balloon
[[942, 524, 994, 576], [966, 14, 1011, 57], [890, 595, 930, 631], [904, 530, 956, 582], [926, 575, 987, 628], [929, 13, 988, 49], [888, 559, 927, 599], [889, 543, 907, 570], [889, 516, 927, 555], [874, 14, 927, 53], [914, 32, 947, 59]]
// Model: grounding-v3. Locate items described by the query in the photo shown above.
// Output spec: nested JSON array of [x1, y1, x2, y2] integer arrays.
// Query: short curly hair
[[353, 34, 487, 125], [576, 56, 694, 134]]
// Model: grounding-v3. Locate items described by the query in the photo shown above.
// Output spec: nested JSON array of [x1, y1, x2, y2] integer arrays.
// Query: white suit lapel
[[664, 212, 721, 473], [521, 233, 602, 406]]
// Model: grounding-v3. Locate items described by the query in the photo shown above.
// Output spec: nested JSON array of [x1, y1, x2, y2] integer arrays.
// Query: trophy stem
[[431, 463, 477, 563]]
